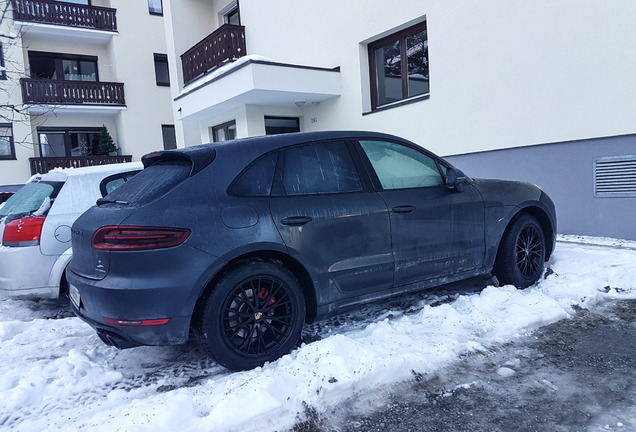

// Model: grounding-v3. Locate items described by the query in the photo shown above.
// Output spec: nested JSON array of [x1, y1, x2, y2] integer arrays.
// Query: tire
[[493, 214, 546, 289], [195, 261, 306, 371]]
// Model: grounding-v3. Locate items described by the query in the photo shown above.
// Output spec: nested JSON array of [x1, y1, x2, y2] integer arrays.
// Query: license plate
[[69, 284, 81, 308]]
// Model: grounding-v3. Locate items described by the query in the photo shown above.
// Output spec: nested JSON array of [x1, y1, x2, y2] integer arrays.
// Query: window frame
[[37, 126, 102, 158], [367, 20, 429, 112], [161, 124, 177, 150], [148, 0, 163, 16], [153, 53, 170, 86], [0, 123, 16, 160], [264, 116, 300, 135], [28, 51, 99, 82], [211, 120, 237, 142], [0, 42, 6, 80]]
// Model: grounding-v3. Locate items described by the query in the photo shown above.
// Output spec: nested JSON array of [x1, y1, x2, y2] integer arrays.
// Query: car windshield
[[0, 181, 63, 222]]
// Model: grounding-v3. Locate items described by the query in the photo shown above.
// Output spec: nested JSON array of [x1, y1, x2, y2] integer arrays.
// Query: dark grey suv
[[67, 131, 556, 371]]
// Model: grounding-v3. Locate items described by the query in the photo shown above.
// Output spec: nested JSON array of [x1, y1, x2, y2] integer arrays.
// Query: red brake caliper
[[258, 288, 276, 314]]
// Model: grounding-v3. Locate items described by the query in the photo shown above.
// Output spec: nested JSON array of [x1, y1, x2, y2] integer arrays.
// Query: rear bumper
[[70, 298, 191, 348], [0, 245, 58, 298], [65, 245, 226, 347], [66, 269, 198, 346]]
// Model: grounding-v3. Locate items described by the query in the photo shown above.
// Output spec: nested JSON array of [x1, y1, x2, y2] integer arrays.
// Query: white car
[[0, 163, 142, 299]]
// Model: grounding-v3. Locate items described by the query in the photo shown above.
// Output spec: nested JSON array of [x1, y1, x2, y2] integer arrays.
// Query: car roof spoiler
[[142, 147, 216, 177]]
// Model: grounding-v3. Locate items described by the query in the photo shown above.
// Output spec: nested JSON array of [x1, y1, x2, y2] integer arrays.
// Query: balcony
[[21, 78, 125, 108], [181, 24, 246, 86], [29, 155, 133, 175], [11, 0, 117, 32]]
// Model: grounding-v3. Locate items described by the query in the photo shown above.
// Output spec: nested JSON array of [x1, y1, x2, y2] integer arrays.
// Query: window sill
[[363, 93, 430, 116]]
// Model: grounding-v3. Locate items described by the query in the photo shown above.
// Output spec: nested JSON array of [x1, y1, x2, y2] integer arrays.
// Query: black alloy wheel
[[515, 223, 544, 279], [494, 214, 546, 288], [195, 261, 305, 371]]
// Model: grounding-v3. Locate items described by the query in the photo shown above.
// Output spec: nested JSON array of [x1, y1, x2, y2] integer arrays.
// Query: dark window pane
[[154, 54, 170, 86], [0, 125, 14, 158], [374, 41, 402, 106], [148, 0, 163, 14], [30, 55, 57, 79], [265, 117, 300, 135], [225, 8, 240, 25], [212, 121, 236, 142], [232, 153, 276, 197], [161, 125, 177, 150], [0, 43, 6, 80], [277, 142, 362, 195], [407, 31, 429, 97], [39, 133, 65, 157]]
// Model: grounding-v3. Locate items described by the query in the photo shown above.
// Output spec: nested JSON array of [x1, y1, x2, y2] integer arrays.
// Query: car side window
[[99, 171, 140, 197], [274, 141, 362, 196], [231, 152, 277, 197], [359, 140, 443, 189]]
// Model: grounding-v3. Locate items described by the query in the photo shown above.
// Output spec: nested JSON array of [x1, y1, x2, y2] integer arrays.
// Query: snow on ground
[[1, 237, 635, 432]]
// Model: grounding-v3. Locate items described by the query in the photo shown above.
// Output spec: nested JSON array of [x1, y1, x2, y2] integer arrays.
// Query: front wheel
[[195, 261, 305, 371], [493, 214, 546, 288]]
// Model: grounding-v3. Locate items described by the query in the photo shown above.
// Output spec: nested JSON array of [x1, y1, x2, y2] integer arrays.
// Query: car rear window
[[100, 160, 191, 206], [0, 181, 63, 221]]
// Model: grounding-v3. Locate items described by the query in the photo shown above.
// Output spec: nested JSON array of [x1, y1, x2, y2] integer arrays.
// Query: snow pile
[[0, 238, 635, 431]]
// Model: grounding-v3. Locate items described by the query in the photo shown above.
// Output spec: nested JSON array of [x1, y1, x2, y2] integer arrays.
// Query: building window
[[161, 125, 177, 150], [368, 20, 429, 111], [154, 54, 170, 86], [594, 155, 636, 198], [29, 51, 98, 82], [0, 124, 16, 160], [38, 128, 102, 158], [212, 121, 236, 142], [221, 1, 240, 25], [264, 117, 300, 135], [0, 43, 6, 80], [58, 0, 90, 4], [148, 0, 163, 15]]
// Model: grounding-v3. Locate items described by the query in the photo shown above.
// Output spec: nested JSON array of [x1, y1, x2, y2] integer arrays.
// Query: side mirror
[[445, 167, 466, 192]]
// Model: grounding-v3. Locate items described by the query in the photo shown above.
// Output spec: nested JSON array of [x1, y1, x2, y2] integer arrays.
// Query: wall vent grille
[[594, 155, 636, 197]]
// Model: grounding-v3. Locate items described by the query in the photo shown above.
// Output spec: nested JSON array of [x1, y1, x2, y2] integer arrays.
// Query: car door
[[356, 139, 485, 287], [269, 140, 394, 305]]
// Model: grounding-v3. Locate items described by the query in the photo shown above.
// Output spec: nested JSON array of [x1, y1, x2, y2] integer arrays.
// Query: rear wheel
[[195, 261, 305, 371], [493, 214, 546, 288]]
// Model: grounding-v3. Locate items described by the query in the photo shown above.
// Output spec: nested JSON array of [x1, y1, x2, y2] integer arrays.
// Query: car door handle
[[392, 205, 416, 214], [281, 216, 313, 226]]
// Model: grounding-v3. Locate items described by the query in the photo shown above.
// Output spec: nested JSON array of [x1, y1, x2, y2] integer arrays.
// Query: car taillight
[[2, 216, 46, 247], [92, 226, 191, 251]]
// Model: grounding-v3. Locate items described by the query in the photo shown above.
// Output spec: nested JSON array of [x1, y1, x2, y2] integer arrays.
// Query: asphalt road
[[292, 299, 636, 432]]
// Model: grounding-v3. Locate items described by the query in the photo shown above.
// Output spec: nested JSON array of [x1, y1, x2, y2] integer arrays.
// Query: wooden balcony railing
[[20, 78, 126, 106], [11, 0, 117, 32], [181, 24, 246, 85], [29, 156, 133, 175]]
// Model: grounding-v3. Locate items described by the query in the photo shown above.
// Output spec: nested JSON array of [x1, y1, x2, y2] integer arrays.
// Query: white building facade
[[163, 0, 636, 240], [0, 0, 178, 184]]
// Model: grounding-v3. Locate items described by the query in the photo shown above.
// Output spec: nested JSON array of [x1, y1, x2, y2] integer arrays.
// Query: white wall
[[109, 0, 175, 157], [230, 0, 636, 156]]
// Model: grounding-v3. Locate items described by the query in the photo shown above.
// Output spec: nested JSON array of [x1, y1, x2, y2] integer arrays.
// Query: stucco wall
[[444, 134, 636, 240], [236, 0, 636, 157]]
